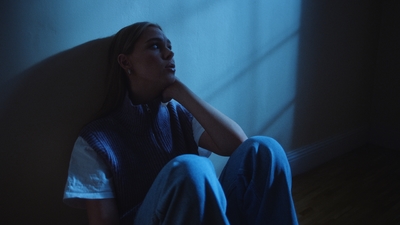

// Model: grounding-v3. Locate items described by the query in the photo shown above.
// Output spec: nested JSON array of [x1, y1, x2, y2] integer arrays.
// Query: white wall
[[1, 0, 301, 146], [0, 1, 302, 224], [1, 0, 386, 224], [1, 0, 303, 173]]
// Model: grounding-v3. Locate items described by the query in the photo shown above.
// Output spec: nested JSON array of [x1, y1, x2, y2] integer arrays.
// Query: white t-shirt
[[63, 117, 208, 209]]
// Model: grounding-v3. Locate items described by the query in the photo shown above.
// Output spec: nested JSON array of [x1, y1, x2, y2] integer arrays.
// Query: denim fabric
[[134, 154, 230, 225], [134, 136, 298, 225], [219, 136, 298, 225]]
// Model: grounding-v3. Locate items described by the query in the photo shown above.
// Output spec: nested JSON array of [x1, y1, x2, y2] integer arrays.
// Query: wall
[[287, 0, 383, 175], [294, 0, 381, 147], [370, 0, 400, 150], [0, 0, 301, 224], [0, 0, 385, 224]]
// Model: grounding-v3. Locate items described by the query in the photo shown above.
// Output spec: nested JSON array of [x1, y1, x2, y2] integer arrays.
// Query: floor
[[292, 144, 400, 225]]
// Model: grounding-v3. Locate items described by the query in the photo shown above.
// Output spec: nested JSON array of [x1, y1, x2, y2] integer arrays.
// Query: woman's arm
[[86, 198, 120, 225], [162, 79, 247, 156]]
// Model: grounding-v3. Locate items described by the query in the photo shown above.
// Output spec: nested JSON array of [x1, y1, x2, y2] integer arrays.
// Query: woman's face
[[127, 26, 176, 90]]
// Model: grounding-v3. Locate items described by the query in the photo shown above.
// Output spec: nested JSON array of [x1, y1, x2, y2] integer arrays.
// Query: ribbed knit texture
[[80, 96, 198, 224]]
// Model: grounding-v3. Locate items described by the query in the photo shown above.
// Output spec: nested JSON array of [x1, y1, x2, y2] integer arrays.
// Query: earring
[[128, 69, 131, 75]]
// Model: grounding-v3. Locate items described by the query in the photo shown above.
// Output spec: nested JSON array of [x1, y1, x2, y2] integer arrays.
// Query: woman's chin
[[165, 75, 176, 85]]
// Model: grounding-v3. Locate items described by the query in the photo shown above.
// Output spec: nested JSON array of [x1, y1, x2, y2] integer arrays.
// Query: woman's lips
[[166, 68, 176, 72], [165, 63, 176, 72]]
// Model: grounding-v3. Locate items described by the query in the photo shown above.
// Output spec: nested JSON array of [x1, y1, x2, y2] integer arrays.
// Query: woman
[[64, 22, 298, 225]]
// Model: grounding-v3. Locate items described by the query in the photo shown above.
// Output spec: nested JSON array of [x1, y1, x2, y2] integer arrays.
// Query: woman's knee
[[233, 136, 290, 171], [246, 136, 283, 150], [235, 136, 284, 157], [167, 154, 217, 179], [165, 155, 223, 200]]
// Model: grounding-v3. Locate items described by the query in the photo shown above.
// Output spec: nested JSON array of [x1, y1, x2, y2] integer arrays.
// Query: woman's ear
[[117, 54, 132, 71]]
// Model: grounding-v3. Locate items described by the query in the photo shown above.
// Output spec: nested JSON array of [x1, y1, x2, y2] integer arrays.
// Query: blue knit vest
[[80, 96, 198, 224]]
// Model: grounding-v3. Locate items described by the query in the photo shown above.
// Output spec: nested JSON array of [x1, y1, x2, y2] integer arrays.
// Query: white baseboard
[[287, 126, 369, 176]]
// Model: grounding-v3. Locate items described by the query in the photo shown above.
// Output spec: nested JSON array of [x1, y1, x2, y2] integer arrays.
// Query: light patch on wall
[[185, 0, 302, 174], [175, 0, 302, 149]]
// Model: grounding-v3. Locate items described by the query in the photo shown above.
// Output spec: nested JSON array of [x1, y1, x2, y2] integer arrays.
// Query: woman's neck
[[128, 88, 161, 105], [127, 76, 165, 105]]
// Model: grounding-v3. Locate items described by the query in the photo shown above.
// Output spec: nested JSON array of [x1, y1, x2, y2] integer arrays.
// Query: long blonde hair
[[97, 22, 162, 118]]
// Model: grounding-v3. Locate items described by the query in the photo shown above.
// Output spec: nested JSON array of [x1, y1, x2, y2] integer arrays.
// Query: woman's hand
[[161, 78, 185, 103], [162, 79, 247, 156]]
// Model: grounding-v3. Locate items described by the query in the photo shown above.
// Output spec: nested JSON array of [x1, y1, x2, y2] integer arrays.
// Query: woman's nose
[[163, 48, 174, 59]]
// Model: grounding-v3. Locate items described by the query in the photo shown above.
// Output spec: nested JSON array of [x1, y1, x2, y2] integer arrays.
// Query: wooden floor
[[292, 144, 400, 225]]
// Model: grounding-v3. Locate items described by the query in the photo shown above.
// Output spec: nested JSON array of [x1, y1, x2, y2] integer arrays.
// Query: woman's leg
[[134, 154, 230, 225], [219, 136, 298, 225]]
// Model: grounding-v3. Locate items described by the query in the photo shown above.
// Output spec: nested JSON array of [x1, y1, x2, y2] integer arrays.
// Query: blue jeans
[[134, 136, 298, 225]]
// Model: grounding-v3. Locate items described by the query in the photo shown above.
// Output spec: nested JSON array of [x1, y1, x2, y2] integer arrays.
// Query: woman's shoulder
[[79, 112, 120, 138]]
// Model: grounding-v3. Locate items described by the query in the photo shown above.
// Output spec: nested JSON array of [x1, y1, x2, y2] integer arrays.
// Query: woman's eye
[[149, 43, 172, 50], [150, 44, 159, 49]]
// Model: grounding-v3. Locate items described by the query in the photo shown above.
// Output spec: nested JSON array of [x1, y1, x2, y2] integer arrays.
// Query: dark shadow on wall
[[0, 36, 112, 224], [292, 0, 382, 150], [370, 0, 400, 150]]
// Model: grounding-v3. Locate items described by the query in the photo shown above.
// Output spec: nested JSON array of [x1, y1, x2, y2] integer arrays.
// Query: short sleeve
[[192, 117, 211, 157], [63, 137, 115, 209]]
